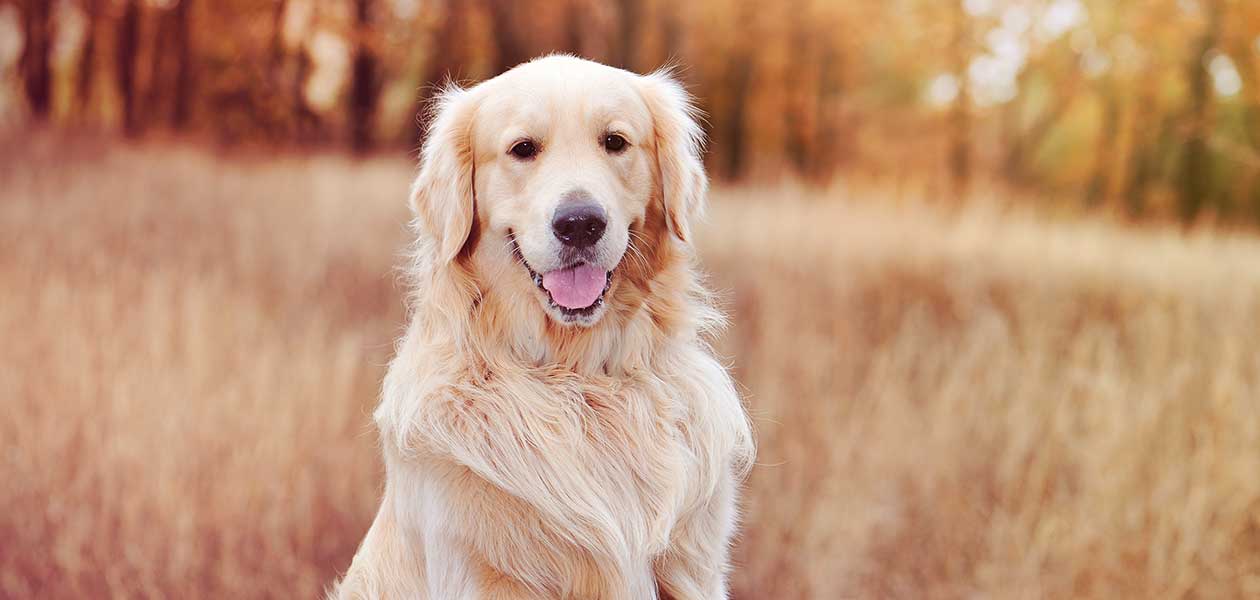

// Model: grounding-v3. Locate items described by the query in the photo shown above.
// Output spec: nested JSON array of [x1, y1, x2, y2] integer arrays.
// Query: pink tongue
[[542, 263, 608, 309]]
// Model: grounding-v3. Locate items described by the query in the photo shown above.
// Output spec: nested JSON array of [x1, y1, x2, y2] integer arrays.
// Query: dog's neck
[[406, 236, 718, 378]]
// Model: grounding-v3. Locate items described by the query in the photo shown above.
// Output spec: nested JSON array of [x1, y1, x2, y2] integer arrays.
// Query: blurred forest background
[[6, 2, 1260, 599], [5, 0, 1260, 223]]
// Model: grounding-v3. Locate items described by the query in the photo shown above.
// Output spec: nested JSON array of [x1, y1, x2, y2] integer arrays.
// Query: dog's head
[[411, 55, 707, 328]]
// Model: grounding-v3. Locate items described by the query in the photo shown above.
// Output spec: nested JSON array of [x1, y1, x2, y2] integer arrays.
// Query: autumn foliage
[[5, 0, 1260, 222]]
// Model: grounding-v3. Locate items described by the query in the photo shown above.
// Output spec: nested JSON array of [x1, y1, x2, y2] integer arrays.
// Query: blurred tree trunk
[[18, 0, 54, 119], [564, 3, 582, 55], [116, 0, 141, 136], [145, 7, 175, 125], [268, 0, 288, 71], [718, 3, 755, 180], [76, 0, 101, 114], [1227, 43, 1260, 221], [1085, 79, 1120, 208], [268, 0, 292, 136], [171, 0, 195, 129], [412, 0, 470, 147], [723, 52, 753, 180], [614, 0, 640, 69], [1119, 80, 1160, 218], [426, 0, 469, 87], [487, 0, 528, 74], [1235, 52, 1260, 150], [1178, 0, 1222, 222], [784, 8, 814, 175], [1124, 121, 1160, 218], [812, 44, 849, 179], [349, 0, 380, 153], [948, 0, 972, 195], [660, 2, 681, 62]]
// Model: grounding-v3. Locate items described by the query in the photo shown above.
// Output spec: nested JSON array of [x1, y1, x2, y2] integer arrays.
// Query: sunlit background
[[4, 0, 1260, 215], [3, 1, 1260, 598]]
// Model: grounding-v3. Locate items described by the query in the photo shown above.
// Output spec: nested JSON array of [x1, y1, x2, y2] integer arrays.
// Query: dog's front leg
[[653, 474, 738, 600], [331, 492, 427, 600]]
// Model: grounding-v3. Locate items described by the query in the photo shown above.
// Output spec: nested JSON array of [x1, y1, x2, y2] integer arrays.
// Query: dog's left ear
[[637, 70, 708, 243], [411, 85, 479, 264]]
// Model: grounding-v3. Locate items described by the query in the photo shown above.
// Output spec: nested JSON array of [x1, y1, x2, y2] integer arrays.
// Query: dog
[[332, 55, 754, 600]]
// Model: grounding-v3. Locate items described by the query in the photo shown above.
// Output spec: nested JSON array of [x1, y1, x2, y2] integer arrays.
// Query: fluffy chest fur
[[376, 335, 750, 598]]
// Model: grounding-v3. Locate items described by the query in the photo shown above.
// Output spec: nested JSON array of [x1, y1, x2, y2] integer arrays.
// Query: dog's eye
[[603, 134, 628, 154], [509, 140, 538, 160]]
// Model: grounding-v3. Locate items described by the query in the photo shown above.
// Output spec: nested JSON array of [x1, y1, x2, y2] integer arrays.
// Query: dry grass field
[[3, 135, 1260, 599]]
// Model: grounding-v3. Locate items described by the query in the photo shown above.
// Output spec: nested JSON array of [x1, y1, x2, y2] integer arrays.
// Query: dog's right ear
[[411, 86, 479, 264]]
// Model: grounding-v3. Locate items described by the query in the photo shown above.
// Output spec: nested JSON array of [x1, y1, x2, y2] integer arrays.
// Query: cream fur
[[332, 55, 754, 600]]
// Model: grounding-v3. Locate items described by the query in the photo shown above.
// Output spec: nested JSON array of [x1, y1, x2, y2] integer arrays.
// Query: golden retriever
[[331, 55, 754, 600]]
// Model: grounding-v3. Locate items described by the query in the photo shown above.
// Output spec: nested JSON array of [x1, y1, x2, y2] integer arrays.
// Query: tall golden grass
[[2, 136, 1259, 599]]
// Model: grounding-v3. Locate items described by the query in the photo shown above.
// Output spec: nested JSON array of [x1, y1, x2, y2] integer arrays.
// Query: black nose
[[552, 203, 607, 248]]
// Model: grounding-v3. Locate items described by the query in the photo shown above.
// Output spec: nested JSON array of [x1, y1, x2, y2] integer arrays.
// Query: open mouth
[[509, 231, 613, 317]]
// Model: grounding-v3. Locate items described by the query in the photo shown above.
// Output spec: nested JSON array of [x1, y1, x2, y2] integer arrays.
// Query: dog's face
[[474, 60, 655, 326], [412, 56, 707, 328]]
